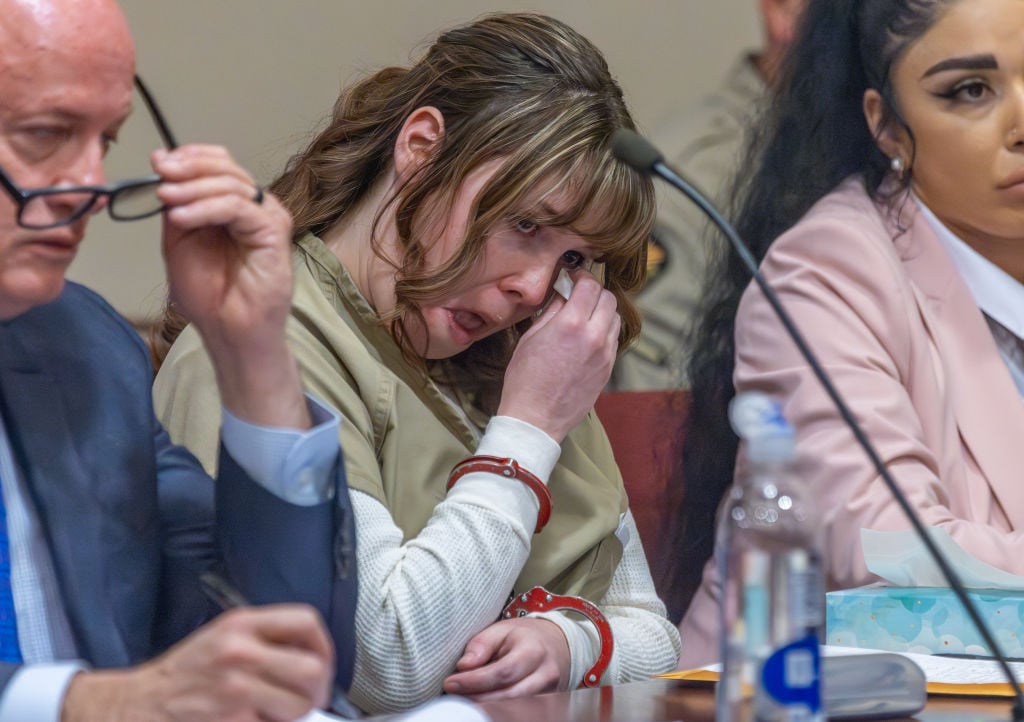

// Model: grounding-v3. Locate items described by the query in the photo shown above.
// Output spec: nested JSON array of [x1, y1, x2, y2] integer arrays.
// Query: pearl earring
[[890, 156, 905, 174]]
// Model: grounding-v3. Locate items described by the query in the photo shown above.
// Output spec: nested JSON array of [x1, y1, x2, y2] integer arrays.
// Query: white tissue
[[861, 527, 1024, 590], [553, 268, 574, 300]]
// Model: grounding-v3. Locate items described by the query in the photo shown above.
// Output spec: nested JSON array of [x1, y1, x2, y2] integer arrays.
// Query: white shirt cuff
[[531, 610, 602, 687], [0, 662, 86, 722], [475, 415, 561, 483], [441, 416, 562, 535], [220, 394, 340, 506]]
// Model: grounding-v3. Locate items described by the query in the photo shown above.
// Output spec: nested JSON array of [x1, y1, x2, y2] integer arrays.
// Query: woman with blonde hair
[[152, 12, 680, 714]]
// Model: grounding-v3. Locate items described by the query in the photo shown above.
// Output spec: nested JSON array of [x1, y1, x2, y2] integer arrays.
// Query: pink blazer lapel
[[894, 203, 1024, 525]]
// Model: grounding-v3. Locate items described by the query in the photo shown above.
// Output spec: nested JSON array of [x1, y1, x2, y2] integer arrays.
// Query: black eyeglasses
[[0, 75, 179, 230]]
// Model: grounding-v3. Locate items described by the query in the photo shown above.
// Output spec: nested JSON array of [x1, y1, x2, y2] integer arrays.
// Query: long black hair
[[675, 0, 957, 619]]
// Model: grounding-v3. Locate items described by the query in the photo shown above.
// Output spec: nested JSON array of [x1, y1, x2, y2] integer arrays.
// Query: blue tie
[[0, 485, 22, 663]]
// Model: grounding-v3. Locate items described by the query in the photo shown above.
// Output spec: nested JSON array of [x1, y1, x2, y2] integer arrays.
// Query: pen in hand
[[199, 571, 363, 720]]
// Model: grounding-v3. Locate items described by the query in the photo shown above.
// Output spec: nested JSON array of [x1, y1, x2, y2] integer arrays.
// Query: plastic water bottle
[[715, 392, 824, 722]]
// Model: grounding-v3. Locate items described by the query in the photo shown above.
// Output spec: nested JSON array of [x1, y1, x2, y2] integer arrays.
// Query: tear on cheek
[[553, 268, 574, 300]]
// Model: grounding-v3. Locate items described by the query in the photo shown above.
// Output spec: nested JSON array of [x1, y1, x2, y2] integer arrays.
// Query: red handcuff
[[447, 455, 552, 534], [502, 586, 614, 688]]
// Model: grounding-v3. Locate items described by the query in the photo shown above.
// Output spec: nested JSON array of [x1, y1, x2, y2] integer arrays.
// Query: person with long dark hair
[[679, 0, 1024, 666], [151, 13, 681, 713]]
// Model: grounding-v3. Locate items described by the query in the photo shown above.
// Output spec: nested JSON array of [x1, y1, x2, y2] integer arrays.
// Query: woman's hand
[[497, 271, 620, 443], [441, 617, 571, 701]]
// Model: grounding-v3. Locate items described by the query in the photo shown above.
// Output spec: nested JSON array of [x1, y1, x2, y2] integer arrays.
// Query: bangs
[[555, 149, 654, 263], [471, 134, 655, 274]]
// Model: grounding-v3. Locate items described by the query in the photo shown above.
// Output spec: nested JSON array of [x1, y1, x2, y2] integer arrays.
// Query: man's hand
[[61, 605, 333, 722], [153, 145, 309, 430], [441, 617, 571, 702]]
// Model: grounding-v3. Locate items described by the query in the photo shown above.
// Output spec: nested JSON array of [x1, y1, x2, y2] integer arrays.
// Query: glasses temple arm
[[133, 75, 179, 150]]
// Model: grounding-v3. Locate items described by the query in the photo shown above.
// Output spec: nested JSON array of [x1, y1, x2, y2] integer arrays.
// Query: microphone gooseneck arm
[[611, 128, 1024, 722]]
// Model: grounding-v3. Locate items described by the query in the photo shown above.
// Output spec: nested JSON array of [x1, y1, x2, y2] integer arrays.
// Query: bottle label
[[788, 557, 824, 629], [760, 634, 821, 714]]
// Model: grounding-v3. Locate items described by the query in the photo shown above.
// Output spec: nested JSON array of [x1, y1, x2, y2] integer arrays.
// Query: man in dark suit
[[0, 0, 356, 719]]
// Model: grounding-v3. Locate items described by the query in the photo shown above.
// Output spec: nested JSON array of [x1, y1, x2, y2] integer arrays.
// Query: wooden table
[[468, 679, 1011, 721]]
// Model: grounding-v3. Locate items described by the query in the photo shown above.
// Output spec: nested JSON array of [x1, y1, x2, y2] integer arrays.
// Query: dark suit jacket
[[0, 282, 357, 692]]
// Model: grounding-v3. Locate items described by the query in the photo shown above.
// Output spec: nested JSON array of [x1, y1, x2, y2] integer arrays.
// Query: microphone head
[[611, 129, 664, 174]]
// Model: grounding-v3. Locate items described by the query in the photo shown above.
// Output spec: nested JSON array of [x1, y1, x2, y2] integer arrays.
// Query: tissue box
[[826, 585, 1024, 659]]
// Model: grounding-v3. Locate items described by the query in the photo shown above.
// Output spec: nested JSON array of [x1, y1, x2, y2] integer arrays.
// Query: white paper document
[[297, 696, 491, 722]]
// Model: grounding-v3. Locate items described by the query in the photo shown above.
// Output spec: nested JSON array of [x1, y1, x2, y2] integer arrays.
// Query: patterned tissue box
[[826, 585, 1024, 659]]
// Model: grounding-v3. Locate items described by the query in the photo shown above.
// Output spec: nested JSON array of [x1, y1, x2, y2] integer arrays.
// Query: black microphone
[[612, 128, 1024, 721]]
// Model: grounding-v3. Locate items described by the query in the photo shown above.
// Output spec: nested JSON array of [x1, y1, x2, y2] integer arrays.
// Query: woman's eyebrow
[[921, 53, 998, 79]]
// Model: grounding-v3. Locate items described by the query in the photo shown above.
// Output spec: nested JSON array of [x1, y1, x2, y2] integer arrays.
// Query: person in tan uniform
[[609, 0, 805, 390], [151, 13, 680, 716]]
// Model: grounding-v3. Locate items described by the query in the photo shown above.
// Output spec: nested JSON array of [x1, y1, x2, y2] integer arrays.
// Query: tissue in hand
[[553, 268, 574, 300]]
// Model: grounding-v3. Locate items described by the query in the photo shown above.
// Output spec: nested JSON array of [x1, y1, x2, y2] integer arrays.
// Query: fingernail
[[447, 682, 461, 692], [167, 206, 190, 223]]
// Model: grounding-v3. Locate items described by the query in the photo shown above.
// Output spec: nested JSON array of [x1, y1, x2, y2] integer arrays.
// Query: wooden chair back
[[594, 390, 690, 621]]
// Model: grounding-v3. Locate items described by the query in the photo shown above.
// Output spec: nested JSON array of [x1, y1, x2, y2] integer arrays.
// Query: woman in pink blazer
[[679, 0, 1024, 666]]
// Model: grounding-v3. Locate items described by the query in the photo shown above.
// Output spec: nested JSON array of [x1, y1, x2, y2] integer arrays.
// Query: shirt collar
[[915, 197, 1024, 339]]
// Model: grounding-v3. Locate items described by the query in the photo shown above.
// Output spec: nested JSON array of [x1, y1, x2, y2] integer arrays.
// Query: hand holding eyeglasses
[[140, 78, 309, 432], [155, 142, 310, 431], [0, 75, 310, 431]]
